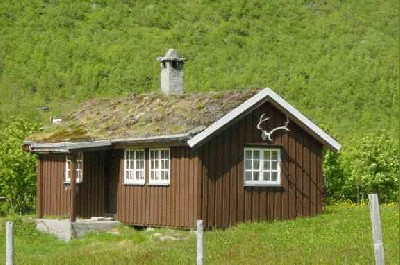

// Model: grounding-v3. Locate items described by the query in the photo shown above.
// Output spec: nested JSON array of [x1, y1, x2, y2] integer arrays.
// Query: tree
[[0, 120, 37, 214]]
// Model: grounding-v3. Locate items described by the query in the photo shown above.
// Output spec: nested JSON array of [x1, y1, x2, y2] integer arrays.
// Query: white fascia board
[[26, 140, 112, 153], [265, 88, 341, 152], [67, 140, 112, 150], [188, 88, 341, 152], [188, 88, 270, 148], [111, 133, 191, 144]]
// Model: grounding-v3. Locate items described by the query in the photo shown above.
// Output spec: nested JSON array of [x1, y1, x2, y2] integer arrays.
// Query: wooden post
[[36, 157, 43, 218], [5, 221, 14, 265], [368, 194, 385, 265], [197, 220, 204, 265], [70, 154, 77, 222]]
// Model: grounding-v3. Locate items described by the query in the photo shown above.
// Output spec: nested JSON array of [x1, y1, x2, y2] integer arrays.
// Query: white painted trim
[[244, 147, 281, 186], [188, 88, 341, 152], [188, 89, 269, 148], [148, 148, 171, 185], [25, 140, 112, 153], [111, 133, 191, 144], [65, 152, 83, 183], [123, 149, 145, 185]]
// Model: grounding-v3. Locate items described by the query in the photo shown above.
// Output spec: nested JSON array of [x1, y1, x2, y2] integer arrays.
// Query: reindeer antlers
[[257, 114, 290, 141]]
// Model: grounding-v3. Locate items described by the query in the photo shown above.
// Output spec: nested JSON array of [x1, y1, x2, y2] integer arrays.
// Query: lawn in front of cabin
[[0, 204, 398, 264]]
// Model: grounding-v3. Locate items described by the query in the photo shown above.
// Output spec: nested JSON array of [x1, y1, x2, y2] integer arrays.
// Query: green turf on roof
[[28, 89, 259, 142]]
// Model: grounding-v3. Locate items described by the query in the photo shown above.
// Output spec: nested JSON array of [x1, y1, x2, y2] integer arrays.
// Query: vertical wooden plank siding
[[116, 146, 198, 228], [37, 103, 324, 228], [38, 152, 105, 218], [39, 154, 69, 216], [198, 101, 324, 228]]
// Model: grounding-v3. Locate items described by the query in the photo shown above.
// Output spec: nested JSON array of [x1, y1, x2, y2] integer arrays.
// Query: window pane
[[264, 150, 271, 159], [245, 159, 252, 170], [138, 151, 144, 159], [272, 172, 278, 181], [253, 172, 260, 181], [264, 172, 270, 181], [271, 161, 278, 170], [271, 151, 278, 160], [253, 150, 260, 159], [263, 160, 270, 170], [245, 171, 252, 181], [165, 160, 169, 169], [253, 160, 260, 170], [245, 150, 252, 159]]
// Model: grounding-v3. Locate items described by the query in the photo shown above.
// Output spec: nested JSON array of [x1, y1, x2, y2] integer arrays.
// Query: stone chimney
[[157, 49, 185, 95]]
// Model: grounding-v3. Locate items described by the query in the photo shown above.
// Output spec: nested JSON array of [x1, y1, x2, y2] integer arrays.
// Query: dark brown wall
[[197, 101, 324, 228], [115, 147, 199, 228], [37, 151, 105, 218], [37, 154, 69, 217]]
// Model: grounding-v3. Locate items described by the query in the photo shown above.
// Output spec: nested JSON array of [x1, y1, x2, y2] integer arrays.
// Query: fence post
[[368, 194, 385, 265], [5, 221, 14, 265], [197, 220, 204, 265]]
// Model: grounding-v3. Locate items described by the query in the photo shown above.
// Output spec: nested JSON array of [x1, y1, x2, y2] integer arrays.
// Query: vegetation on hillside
[[0, 205, 398, 264], [0, 0, 398, 141], [0, 0, 398, 211]]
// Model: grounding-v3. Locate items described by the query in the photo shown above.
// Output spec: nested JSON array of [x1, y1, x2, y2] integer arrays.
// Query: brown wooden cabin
[[24, 87, 340, 229]]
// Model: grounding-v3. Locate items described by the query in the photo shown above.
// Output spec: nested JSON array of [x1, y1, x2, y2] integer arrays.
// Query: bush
[[324, 132, 399, 204], [0, 120, 38, 214]]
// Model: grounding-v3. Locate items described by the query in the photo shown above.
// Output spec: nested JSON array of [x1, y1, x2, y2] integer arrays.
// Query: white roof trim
[[111, 133, 192, 144], [188, 88, 341, 152], [24, 140, 112, 153]]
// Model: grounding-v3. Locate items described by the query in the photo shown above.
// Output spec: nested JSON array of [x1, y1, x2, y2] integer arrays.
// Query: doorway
[[104, 151, 118, 215]]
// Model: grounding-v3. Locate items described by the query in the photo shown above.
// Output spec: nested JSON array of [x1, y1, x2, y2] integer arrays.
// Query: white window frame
[[123, 149, 145, 185], [65, 152, 83, 183], [244, 147, 281, 186], [148, 148, 170, 185]]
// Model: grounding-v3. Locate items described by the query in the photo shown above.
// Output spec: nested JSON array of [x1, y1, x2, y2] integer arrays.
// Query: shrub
[[324, 132, 399, 204], [0, 120, 38, 214]]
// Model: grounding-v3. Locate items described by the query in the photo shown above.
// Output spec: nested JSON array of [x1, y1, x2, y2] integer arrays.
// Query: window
[[124, 149, 145, 185], [149, 148, 170, 185], [244, 148, 281, 186], [65, 152, 83, 183]]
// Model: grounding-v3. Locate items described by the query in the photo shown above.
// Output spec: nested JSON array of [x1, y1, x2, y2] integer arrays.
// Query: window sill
[[123, 182, 145, 186], [147, 182, 170, 186], [63, 181, 82, 185], [244, 183, 282, 187]]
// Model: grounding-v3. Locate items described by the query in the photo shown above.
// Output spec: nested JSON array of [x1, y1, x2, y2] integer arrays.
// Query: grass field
[[0, 204, 398, 264]]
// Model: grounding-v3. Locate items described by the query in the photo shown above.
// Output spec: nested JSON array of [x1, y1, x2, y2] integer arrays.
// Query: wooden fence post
[[197, 220, 204, 265], [5, 221, 14, 265], [368, 194, 385, 265]]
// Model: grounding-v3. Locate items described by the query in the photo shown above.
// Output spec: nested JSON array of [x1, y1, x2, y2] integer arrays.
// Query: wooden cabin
[[24, 50, 340, 228]]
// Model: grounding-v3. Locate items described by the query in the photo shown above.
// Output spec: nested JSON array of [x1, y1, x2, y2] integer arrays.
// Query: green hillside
[[0, 0, 398, 142]]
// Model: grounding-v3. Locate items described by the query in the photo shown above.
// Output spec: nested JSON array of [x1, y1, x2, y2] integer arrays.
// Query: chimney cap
[[157, 48, 186, 62]]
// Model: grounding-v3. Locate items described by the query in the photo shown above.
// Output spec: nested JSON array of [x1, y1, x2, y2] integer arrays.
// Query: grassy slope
[[0, 0, 398, 142], [0, 205, 398, 264]]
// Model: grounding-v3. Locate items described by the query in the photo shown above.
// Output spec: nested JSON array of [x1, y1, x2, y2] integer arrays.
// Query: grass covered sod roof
[[28, 89, 259, 143]]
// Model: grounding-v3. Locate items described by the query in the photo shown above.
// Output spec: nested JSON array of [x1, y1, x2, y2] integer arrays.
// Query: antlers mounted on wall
[[256, 114, 290, 141]]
